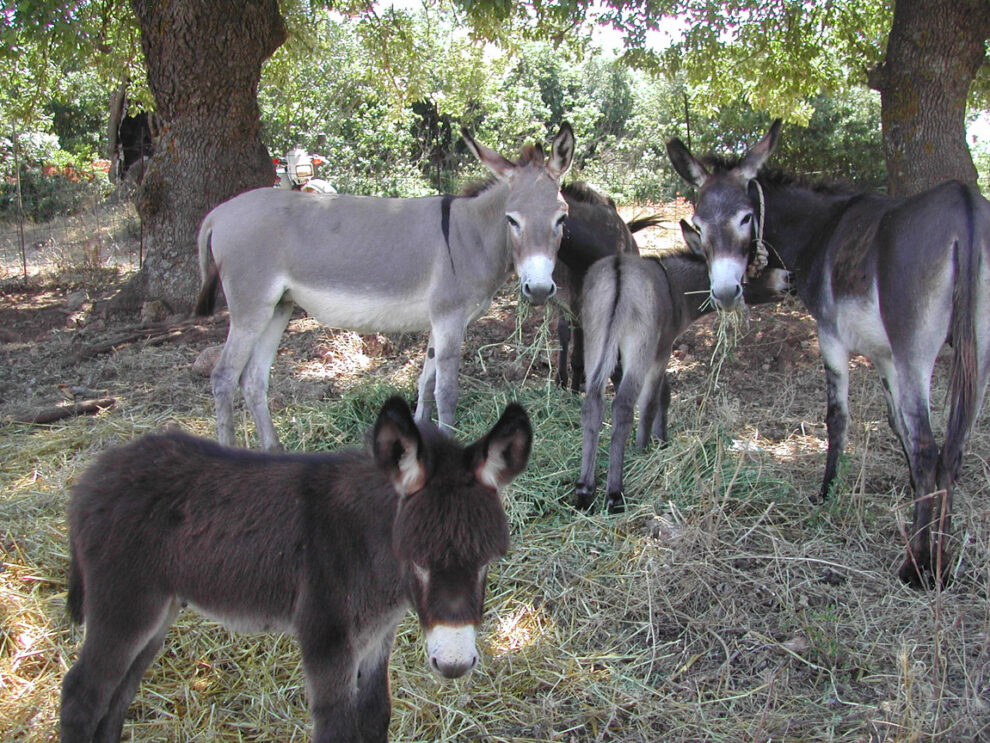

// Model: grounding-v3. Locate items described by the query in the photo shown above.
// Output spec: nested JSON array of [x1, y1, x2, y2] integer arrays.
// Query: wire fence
[[0, 194, 142, 283], [0, 172, 683, 287]]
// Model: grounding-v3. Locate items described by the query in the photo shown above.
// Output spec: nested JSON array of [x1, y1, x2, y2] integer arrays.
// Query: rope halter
[[746, 179, 769, 280]]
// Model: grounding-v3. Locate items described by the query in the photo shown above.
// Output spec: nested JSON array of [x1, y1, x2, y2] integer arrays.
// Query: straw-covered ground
[[2, 203, 989, 742]]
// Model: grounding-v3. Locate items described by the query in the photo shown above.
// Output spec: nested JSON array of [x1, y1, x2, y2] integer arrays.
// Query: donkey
[[667, 120, 990, 587], [60, 396, 531, 743], [195, 125, 574, 449], [575, 222, 790, 513], [554, 181, 662, 390]]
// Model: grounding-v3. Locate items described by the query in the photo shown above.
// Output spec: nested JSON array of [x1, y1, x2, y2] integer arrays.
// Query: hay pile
[[2, 265, 989, 741]]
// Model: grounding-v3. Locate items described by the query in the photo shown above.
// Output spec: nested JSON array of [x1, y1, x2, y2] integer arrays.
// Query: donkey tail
[[941, 184, 983, 480], [583, 256, 624, 394], [194, 216, 220, 317], [67, 540, 85, 625], [625, 214, 664, 235]]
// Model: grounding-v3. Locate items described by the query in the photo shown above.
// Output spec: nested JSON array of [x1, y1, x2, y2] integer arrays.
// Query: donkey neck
[[451, 182, 514, 282], [656, 252, 714, 326], [759, 180, 857, 276]]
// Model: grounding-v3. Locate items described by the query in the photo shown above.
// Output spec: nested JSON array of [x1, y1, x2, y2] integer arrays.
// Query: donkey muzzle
[[425, 624, 479, 679], [709, 256, 746, 310], [518, 255, 557, 305]]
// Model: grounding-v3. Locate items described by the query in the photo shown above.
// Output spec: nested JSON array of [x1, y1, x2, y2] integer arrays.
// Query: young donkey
[[60, 397, 532, 743], [195, 125, 573, 449], [575, 222, 789, 513], [667, 120, 990, 587], [553, 181, 662, 391]]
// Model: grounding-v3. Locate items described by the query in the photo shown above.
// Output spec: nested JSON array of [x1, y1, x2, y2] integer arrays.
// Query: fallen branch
[[75, 314, 227, 360], [13, 397, 117, 424]]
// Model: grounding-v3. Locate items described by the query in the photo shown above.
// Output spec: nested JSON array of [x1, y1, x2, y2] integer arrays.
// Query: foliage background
[[0, 2, 915, 225]]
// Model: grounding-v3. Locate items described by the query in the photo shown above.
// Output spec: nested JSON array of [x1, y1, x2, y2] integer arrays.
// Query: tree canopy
[[3, 0, 989, 305]]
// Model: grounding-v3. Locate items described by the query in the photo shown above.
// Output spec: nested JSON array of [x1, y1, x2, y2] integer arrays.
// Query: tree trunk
[[107, 82, 127, 183], [869, 0, 990, 197], [125, 0, 286, 314]]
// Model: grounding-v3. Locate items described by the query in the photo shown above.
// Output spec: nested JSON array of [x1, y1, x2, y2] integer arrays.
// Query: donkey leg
[[556, 315, 571, 389], [575, 378, 607, 510], [431, 320, 467, 431], [300, 636, 361, 743], [817, 333, 851, 503], [212, 319, 270, 447], [882, 362, 944, 586], [92, 602, 180, 743], [571, 326, 586, 393], [650, 374, 672, 445], [896, 402, 942, 586], [356, 631, 395, 743], [636, 361, 669, 449], [604, 369, 645, 514], [61, 599, 174, 743], [240, 300, 293, 451], [415, 335, 437, 423]]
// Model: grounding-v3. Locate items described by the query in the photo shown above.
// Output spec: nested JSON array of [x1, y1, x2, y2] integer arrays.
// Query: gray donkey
[[575, 222, 789, 513], [667, 120, 990, 587], [60, 396, 531, 743], [196, 125, 574, 449]]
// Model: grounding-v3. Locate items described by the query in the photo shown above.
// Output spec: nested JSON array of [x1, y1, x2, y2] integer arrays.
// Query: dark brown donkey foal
[[60, 396, 532, 743]]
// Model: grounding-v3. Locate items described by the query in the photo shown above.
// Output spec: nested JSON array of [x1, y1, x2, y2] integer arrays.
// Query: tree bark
[[869, 0, 990, 197], [126, 0, 286, 313]]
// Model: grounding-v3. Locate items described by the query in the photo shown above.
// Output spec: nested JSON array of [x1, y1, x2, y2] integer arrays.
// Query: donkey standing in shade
[[60, 396, 532, 743], [667, 120, 990, 586], [575, 221, 790, 513], [554, 182, 663, 391], [195, 125, 574, 449]]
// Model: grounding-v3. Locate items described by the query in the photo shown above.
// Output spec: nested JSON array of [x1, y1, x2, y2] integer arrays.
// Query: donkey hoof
[[605, 492, 625, 514], [573, 484, 596, 511]]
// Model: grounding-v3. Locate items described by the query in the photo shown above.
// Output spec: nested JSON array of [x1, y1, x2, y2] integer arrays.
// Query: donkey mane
[[561, 181, 617, 208], [518, 143, 546, 166], [648, 245, 706, 266], [702, 154, 855, 195], [460, 178, 500, 198], [459, 144, 549, 198], [463, 179, 615, 207]]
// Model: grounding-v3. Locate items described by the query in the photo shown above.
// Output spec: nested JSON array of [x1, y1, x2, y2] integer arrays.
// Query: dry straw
[[2, 266, 989, 741]]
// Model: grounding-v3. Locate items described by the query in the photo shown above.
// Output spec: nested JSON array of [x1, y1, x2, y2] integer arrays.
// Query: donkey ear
[[373, 396, 427, 496], [679, 219, 704, 256], [737, 119, 782, 181], [462, 127, 516, 182], [471, 403, 532, 491], [547, 122, 575, 180], [666, 137, 709, 189]]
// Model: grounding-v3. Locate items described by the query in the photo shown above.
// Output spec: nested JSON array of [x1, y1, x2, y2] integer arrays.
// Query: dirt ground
[[0, 200, 822, 427]]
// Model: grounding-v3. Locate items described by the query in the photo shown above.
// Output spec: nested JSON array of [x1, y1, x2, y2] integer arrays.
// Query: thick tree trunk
[[869, 0, 990, 197], [126, 0, 286, 314]]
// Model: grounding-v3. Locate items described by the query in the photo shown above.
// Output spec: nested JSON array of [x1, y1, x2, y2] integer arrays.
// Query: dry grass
[[2, 212, 990, 742]]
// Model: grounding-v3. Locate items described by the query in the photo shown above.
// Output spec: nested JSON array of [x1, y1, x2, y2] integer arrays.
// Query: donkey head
[[463, 123, 575, 305], [667, 120, 782, 310], [373, 396, 531, 678]]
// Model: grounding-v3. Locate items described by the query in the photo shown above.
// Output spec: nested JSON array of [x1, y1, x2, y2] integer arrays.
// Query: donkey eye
[[554, 215, 566, 235], [506, 215, 521, 233], [740, 213, 753, 225]]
